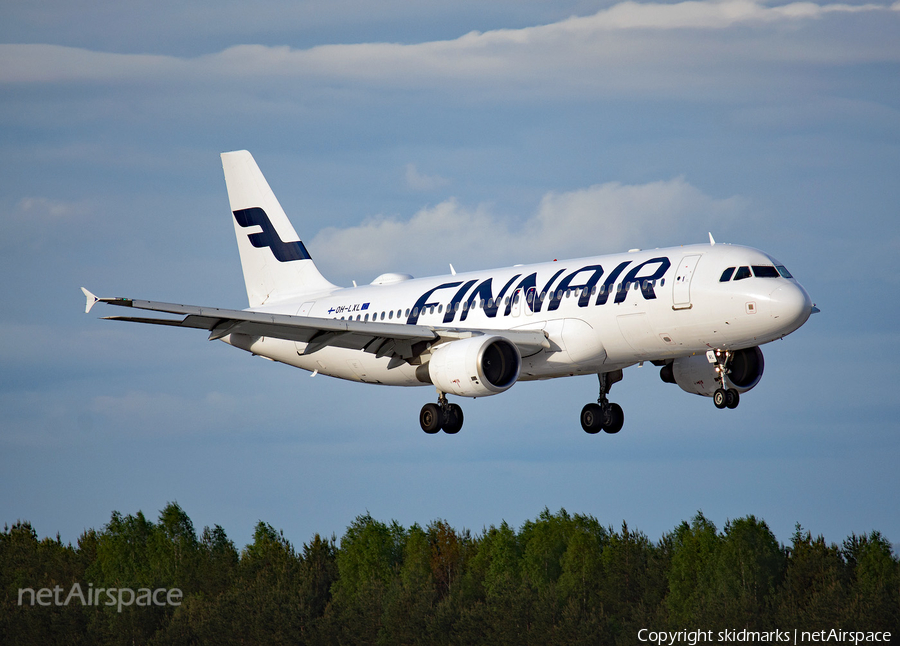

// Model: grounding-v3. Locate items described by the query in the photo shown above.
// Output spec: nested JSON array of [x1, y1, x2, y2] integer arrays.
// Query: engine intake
[[662, 346, 765, 397], [420, 335, 521, 398]]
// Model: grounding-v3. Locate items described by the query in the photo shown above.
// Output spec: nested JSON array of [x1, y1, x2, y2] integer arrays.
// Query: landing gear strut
[[420, 392, 464, 434], [710, 350, 741, 410], [581, 370, 624, 434]]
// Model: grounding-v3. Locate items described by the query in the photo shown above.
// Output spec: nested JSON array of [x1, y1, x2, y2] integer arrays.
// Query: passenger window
[[752, 265, 779, 278], [405, 309, 410, 317], [720, 267, 736, 282], [734, 266, 751, 281]]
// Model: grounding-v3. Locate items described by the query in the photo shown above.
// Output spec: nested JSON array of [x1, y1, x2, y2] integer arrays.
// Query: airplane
[[82, 150, 818, 435]]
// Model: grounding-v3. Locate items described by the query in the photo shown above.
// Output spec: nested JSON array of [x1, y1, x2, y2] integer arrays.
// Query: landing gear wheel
[[585, 370, 626, 435], [580, 403, 603, 434], [603, 403, 624, 434], [420, 403, 442, 434], [443, 404, 464, 434], [725, 388, 740, 409], [713, 388, 728, 409]]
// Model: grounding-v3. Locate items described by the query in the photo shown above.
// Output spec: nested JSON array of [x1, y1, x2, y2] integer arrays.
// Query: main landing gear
[[420, 393, 464, 434], [710, 350, 741, 410], [581, 370, 625, 435]]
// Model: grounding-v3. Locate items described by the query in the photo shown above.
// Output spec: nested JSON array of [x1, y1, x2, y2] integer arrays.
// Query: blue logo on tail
[[233, 208, 312, 262]]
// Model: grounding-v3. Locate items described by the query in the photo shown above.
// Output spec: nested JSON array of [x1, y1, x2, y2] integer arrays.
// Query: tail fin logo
[[233, 208, 312, 262]]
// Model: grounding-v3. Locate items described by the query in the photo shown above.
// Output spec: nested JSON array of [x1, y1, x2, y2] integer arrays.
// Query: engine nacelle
[[421, 335, 521, 398], [661, 346, 765, 397]]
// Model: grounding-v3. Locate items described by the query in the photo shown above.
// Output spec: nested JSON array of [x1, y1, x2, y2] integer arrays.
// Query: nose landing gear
[[710, 350, 741, 410], [420, 393, 464, 434], [581, 370, 624, 434]]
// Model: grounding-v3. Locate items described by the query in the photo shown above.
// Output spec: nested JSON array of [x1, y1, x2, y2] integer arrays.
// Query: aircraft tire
[[580, 403, 603, 434], [603, 403, 624, 434], [725, 388, 740, 409], [420, 403, 442, 434], [713, 388, 728, 409], [443, 404, 464, 434]]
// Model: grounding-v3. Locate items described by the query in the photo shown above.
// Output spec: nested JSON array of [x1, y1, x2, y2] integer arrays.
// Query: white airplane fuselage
[[229, 242, 812, 387]]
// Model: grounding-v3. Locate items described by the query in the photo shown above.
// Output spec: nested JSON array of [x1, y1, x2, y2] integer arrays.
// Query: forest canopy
[[2, 505, 897, 645]]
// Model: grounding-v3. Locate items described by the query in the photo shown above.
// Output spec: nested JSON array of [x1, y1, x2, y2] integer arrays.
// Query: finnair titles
[[83, 151, 817, 435]]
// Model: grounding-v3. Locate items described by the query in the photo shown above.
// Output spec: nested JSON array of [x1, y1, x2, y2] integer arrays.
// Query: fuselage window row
[[332, 277, 679, 322]]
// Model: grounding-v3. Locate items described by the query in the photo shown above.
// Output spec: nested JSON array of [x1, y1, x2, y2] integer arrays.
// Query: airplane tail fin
[[221, 150, 337, 307]]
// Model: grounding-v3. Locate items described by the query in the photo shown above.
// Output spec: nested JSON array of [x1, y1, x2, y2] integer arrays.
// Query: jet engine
[[419, 335, 521, 398], [660, 346, 764, 397]]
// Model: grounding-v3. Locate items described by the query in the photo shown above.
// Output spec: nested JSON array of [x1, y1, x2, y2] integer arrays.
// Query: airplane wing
[[81, 288, 549, 365]]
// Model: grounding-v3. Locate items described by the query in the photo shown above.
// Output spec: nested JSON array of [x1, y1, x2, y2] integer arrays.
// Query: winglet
[[81, 287, 99, 313], [708, 232, 716, 246]]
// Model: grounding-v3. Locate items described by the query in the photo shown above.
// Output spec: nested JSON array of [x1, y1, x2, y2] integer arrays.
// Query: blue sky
[[1, 0, 899, 551]]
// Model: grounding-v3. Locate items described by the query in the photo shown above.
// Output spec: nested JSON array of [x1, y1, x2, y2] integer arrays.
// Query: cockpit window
[[733, 266, 751, 281], [752, 265, 780, 278], [776, 265, 793, 279], [719, 267, 735, 282]]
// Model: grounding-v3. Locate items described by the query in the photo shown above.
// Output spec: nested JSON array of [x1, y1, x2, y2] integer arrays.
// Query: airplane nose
[[768, 283, 813, 334]]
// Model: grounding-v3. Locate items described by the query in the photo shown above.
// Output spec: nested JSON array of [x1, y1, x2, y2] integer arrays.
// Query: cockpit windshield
[[751, 265, 779, 278], [719, 264, 793, 282]]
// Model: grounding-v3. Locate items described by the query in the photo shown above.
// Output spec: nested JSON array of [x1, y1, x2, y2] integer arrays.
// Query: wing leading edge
[[80, 288, 549, 365]]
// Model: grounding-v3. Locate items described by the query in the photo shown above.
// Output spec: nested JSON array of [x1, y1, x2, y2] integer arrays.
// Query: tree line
[[1, 504, 897, 644]]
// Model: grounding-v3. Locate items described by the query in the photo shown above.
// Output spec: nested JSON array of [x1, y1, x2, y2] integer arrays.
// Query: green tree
[[557, 514, 607, 614], [86, 509, 168, 644], [600, 521, 667, 641], [774, 525, 847, 627], [0, 521, 88, 646], [711, 516, 783, 628], [520, 508, 572, 593], [842, 531, 899, 628], [665, 511, 722, 626], [377, 524, 436, 645]]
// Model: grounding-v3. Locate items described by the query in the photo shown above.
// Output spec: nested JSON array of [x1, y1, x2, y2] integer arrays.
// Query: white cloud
[[405, 163, 451, 191], [311, 177, 746, 280], [15, 196, 89, 219], [2, 0, 897, 99]]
